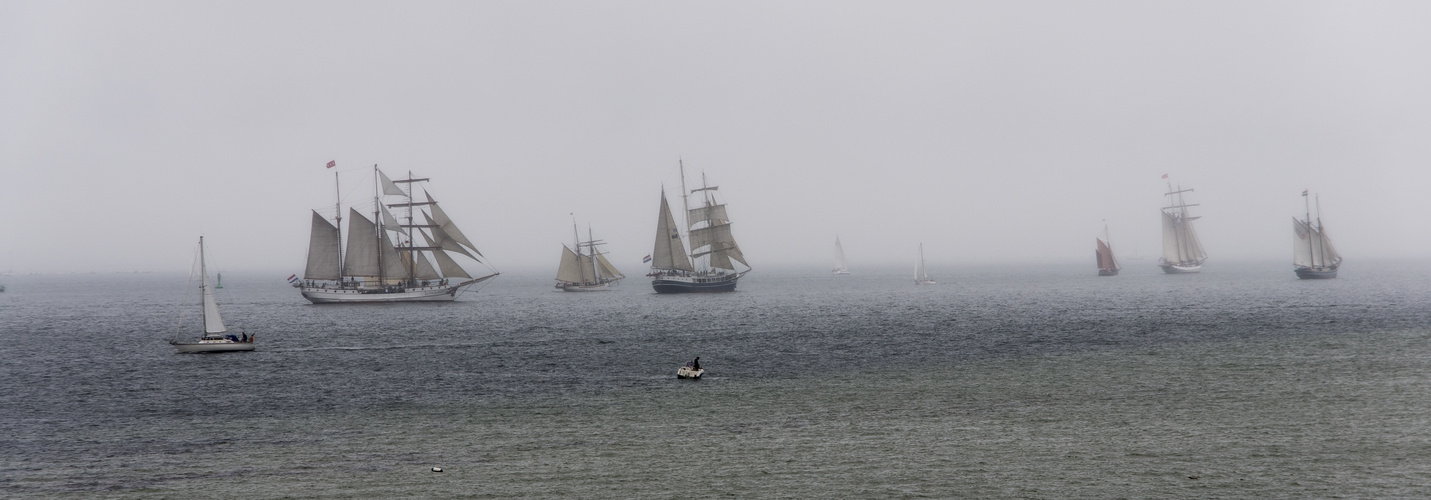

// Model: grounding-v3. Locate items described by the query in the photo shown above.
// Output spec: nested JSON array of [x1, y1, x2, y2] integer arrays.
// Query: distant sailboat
[[170, 237, 254, 353], [295, 165, 499, 303], [215, 272, 224, 289], [832, 236, 851, 275], [648, 161, 750, 293], [915, 243, 936, 285], [1096, 224, 1121, 276], [1158, 178, 1207, 273], [555, 217, 624, 291], [1293, 191, 1341, 279]]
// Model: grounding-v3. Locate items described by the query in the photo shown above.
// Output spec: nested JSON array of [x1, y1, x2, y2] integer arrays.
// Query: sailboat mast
[[334, 170, 344, 277], [1314, 194, 1325, 268], [679, 160, 694, 271], [372, 165, 384, 282], [588, 225, 601, 282], [198, 236, 208, 329], [405, 171, 415, 285]]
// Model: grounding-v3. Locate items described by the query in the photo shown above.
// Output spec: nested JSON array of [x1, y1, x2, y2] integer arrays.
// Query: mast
[[334, 169, 343, 277], [1304, 189, 1314, 267], [588, 225, 601, 283], [679, 159, 693, 271], [372, 165, 385, 282], [1314, 194, 1325, 268], [199, 236, 208, 330]]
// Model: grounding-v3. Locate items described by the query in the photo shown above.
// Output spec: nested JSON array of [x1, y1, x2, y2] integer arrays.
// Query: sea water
[[2, 260, 1429, 498]]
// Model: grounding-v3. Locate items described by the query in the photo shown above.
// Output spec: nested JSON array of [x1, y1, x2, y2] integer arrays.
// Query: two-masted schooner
[[1096, 224, 1121, 276], [1293, 191, 1341, 279], [648, 162, 750, 293], [296, 165, 498, 303], [555, 218, 624, 291], [1158, 179, 1207, 274], [832, 236, 851, 275]]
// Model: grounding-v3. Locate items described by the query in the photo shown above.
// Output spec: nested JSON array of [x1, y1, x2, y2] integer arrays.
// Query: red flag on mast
[[326, 160, 336, 169]]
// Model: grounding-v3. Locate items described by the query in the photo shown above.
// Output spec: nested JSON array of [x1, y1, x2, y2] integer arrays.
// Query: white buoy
[[432, 467, 443, 472]]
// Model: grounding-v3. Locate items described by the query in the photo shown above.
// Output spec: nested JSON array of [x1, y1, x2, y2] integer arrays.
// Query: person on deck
[[692, 357, 700, 371]]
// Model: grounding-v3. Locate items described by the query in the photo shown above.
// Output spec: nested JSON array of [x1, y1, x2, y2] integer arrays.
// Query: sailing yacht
[[915, 243, 936, 285], [648, 161, 750, 293], [1293, 191, 1342, 279], [171, 237, 254, 353], [555, 218, 624, 291], [832, 236, 851, 275], [1096, 224, 1121, 276], [296, 165, 499, 303], [1158, 179, 1208, 273]]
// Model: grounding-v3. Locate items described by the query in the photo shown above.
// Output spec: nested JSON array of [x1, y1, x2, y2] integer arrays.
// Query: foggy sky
[[3, 1, 1428, 275]]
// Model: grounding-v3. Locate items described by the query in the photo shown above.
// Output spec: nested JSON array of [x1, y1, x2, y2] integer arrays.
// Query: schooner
[[296, 165, 498, 303], [648, 161, 750, 293], [1158, 178, 1207, 274], [1293, 191, 1341, 279], [555, 217, 624, 291], [1096, 223, 1121, 276]]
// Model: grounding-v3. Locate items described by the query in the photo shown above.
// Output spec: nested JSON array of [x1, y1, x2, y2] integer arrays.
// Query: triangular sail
[[304, 210, 342, 280], [1096, 226, 1120, 271], [1293, 218, 1315, 267], [596, 253, 623, 279], [404, 250, 441, 280], [426, 191, 483, 257], [652, 191, 693, 271], [199, 238, 226, 334], [833, 236, 849, 272], [423, 212, 477, 260], [377, 169, 407, 196], [420, 230, 472, 279]]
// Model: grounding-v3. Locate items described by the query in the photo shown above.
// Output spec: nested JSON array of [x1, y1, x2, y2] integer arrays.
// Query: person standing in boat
[[692, 357, 700, 370]]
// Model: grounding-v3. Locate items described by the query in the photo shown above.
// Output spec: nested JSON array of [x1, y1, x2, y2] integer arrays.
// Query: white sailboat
[[1096, 223, 1121, 276], [1293, 191, 1341, 279], [1158, 178, 1207, 274], [648, 161, 750, 293], [832, 236, 851, 275], [171, 237, 254, 353], [555, 217, 624, 291], [295, 165, 499, 303], [915, 243, 936, 285]]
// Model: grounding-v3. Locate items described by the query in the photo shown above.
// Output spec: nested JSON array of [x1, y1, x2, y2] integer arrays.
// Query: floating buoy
[[432, 467, 443, 472]]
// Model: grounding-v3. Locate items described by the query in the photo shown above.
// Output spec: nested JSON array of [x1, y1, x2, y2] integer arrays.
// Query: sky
[[2, 0, 1429, 275]]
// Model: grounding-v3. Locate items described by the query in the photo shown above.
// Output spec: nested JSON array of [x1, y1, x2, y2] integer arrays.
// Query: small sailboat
[[832, 236, 851, 275], [648, 161, 750, 293], [171, 237, 254, 353], [1293, 191, 1341, 279], [915, 243, 936, 285], [1096, 223, 1121, 276], [1158, 178, 1207, 273], [555, 217, 624, 291], [677, 357, 704, 379]]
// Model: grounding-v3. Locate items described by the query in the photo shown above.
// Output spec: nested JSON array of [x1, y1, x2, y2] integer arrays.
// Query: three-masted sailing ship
[[1158, 179, 1207, 274], [832, 236, 851, 275], [1293, 191, 1341, 279], [555, 218, 624, 291], [296, 165, 498, 303], [648, 162, 750, 293], [1096, 224, 1121, 276]]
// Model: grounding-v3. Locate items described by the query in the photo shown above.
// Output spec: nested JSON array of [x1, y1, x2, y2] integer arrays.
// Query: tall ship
[[648, 161, 750, 293], [1095, 223, 1121, 276], [1158, 178, 1207, 274], [832, 235, 851, 275], [1293, 191, 1341, 279], [296, 165, 498, 303], [555, 218, 624, 291]]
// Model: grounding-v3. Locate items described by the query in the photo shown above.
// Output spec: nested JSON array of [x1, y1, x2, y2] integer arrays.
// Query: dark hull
[[1295, 267, 1338, 279], [652, 278, 738, 293]]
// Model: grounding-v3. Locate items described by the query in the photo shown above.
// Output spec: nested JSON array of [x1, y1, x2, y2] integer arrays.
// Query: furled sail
[[652, 192, 694, 271], [304, 210, 342, 280]]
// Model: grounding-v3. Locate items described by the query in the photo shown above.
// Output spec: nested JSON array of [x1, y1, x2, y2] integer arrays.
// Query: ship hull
[[1295, 266, 1338, 279], [1098, 268, 1119, 276], [298, 276, 495, 304], [1159, 261, 1202, 274], [559, 282, 615, 292], [172, 340, 254, 353], [651, 272, 743, 294]]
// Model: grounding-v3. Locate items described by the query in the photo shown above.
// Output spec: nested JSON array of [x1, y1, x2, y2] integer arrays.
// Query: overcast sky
[[3, 0, 1428, 275]]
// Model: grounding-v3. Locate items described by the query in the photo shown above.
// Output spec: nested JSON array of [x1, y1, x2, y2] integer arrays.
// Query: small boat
[[677, 358, 704, 379], [1294, 191, 1341, 279], [1158, 177, 1207, 274], [832, 235, 851, 275], [554, 217, 624, 291], [915, 243, 936, 285], [648, 161, 750, 293], [1096, 223, 1121, 276], [215, 272, 224, 289], [171, 237, 255, 353]]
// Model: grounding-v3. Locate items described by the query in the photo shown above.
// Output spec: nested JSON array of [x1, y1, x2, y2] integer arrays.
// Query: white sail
[[380, 204, 403, 233], [377, 169, 407, 196], [420, 229, 472, 279], [304, 210, 342, 280], [199, 238, 226, 334], [833, 236, 849, 273], [1293, 218, 1315, 267], [423, 212, 476, 260], [596, 252, 623, 279], [1096, 226, 1120, 271], [652, 191, 694, 271], [1160, 183, 1207, 266], [426, 191, 483, 257], [403, 250, 441, 280], [1319, 228, 1341, 265], [688, 204, 729, 228], [556, 245, 586, 283], [343, 208, 381, 278]]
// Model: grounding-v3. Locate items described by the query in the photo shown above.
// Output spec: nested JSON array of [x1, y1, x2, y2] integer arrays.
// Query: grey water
[[2, 260, 1430, 498]]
